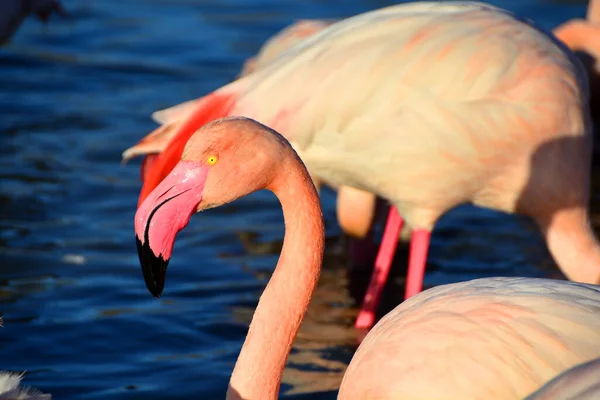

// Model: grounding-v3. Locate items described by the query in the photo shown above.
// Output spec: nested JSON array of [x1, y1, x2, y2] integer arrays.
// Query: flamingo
[[334, 0, 600, 245], [124, 0, 600, 238], [0, 372, 50, 400], [133, 116, 600, 399], [0, 0, 67, 45], [127, 2, 600, 330], [524, 357, 600, 400]]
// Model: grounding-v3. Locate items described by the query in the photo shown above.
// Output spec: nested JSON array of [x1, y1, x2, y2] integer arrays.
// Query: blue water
[[0, 0, 594, 398]]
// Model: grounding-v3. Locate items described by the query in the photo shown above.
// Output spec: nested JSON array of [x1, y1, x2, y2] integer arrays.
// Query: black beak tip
[[136, 235, 169, 298]]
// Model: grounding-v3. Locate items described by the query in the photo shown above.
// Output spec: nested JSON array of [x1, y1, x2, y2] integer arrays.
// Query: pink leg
[[405, 229, 431, 299], [355, 207, 403, 330]]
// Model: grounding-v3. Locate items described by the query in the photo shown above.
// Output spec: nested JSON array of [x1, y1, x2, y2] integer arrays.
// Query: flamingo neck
[[539, 207, 600, 285], [226, 156, 325, 400]]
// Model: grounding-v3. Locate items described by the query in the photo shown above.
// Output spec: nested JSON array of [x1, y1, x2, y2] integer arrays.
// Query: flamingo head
[[134, 117, 289, 297]]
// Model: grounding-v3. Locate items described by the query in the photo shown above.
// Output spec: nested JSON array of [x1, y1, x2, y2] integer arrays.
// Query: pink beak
[[135, 160, 209, 297]]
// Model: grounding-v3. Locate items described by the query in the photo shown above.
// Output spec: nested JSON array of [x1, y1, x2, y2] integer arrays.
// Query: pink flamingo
[[0, 0, 67, 45], [128, 2, 600, 331], [524, 357, 600, 400], [342, 0, 600, 246], [134, 116, 600, 399]]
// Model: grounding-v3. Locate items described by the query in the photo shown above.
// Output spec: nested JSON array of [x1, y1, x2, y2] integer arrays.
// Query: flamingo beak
[[134, 160, 209, 297]]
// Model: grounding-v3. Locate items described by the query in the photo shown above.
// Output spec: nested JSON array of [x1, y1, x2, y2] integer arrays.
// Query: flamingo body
[[340, 277, 600, 399], [228, 3, 584, 212], [222, 2, 600, 284]]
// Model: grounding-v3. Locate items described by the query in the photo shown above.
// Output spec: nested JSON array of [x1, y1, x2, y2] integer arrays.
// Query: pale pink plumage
[[217, 2, 600, 317], [134, 117, 600, 400], [340, 277, 600, 399]]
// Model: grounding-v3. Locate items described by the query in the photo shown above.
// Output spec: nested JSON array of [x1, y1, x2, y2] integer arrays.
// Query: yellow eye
[[207, 155, 218, 165]]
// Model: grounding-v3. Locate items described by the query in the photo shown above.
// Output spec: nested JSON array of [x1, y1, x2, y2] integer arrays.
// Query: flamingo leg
[[405, 229, 431, 298], [355, 206, 403, 330]]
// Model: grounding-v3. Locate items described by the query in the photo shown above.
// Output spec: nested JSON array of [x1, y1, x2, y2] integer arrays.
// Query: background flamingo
[[134, 116, 600, 400], [134, 0, 600, 331], [0, 0, 66, 45], [524, 357, 600, 399], [128, 2, 600, 331], [131, 0, 600, 245], [121, 16, 399, 324]]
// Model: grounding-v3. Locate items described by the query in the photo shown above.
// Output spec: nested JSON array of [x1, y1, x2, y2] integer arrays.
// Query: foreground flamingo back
[[340, 277, 600, 399]]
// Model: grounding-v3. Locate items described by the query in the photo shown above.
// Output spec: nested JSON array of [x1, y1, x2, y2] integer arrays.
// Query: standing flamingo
[[134, 116, 600, 399], [0, 0, 67, 45], [128, 2, 600, 330], [524, 357, 600, 400]]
